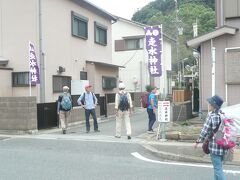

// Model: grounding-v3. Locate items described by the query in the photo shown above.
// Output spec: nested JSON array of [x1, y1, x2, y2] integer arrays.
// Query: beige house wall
[[190, 1, 240, 111], [42, 0, 113, 102], [0, 0, 114, 102], [227, 85, 240, 105], [200, 33, 240, 111], [0, 0, 39, 99], [0, 69, 13, 96], [95, 65, 118, 95], [86, 63, 118, 96]]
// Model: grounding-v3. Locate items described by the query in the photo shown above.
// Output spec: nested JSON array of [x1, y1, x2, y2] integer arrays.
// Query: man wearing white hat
[[57, 86, 72, 134], [114, 82, 133, 139]]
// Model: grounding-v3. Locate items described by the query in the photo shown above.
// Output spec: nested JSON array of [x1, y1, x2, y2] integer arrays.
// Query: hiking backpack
[[61, 93, 72, 111], [214, 112, 238, 149], [118, 93, 130, 111], [141, 92, 150, 108]]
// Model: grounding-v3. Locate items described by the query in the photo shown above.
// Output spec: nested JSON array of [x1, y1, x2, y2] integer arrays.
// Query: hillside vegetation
[[132, 0, 215, 69]]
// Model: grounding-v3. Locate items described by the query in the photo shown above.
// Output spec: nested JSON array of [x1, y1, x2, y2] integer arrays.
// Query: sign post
[[156, 101, 170, 140]]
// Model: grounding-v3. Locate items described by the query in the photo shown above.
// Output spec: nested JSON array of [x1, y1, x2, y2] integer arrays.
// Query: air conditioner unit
[[102, 76, 116, 89]]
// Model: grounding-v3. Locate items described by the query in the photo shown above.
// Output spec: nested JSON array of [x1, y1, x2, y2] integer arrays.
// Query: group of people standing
[[57, 82, 157, 139]]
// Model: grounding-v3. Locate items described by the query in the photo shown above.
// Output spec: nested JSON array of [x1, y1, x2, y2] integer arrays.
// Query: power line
[[122, 50, 138, 67]]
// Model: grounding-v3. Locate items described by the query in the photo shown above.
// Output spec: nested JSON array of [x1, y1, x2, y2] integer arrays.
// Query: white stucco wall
[[155, 40, 172, 96], [112, 18, 172, 95], [112, 19, 148, 92]]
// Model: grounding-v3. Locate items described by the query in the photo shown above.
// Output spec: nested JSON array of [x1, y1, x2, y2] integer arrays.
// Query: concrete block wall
[[69, 106, 100, 124], [133, 92, 142, 107], [0, 97, 37, 132], [107, 103, 115, 116]]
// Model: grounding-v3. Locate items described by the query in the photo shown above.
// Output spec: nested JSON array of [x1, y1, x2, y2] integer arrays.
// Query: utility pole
[[193, 19, 198, 37], [175, 0, 181, 88], [211, 40, 216, 96], [39, 0, 45, 103]]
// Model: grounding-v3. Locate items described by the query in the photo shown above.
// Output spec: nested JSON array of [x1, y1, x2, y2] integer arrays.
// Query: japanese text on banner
[[144, 25, 163, 77], [29, 42, 40, 85], [158, 101, 170, 123]]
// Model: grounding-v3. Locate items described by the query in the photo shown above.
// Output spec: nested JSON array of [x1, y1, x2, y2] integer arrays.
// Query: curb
[[141, 142, 240, 166], [142, 144, 211, 164]]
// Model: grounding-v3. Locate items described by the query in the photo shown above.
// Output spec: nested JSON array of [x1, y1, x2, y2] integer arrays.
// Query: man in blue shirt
[[77, 85, 99, 133], [147, 86, 157, 134]]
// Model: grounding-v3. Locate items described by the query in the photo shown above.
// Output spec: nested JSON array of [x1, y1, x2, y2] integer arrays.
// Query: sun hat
[[63, 86, 69, 92], [207, 95, 223, 109], [119, 82, 125, 89]]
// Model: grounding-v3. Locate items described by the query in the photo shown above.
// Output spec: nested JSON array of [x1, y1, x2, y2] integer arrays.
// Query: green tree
[[132, 1, 215, 65], [132, 0, 215, 24], [179, 0, 215, 10]]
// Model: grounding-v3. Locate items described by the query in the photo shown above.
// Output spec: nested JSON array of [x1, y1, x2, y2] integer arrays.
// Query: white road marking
[[2, 138, 11, 141], [131, 152, 240, 175], [33, 136, 57, 140]]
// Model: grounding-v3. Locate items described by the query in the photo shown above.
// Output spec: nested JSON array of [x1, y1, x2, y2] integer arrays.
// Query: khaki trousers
[[116, 110, 131, 136], [59, 111, 70, 130]]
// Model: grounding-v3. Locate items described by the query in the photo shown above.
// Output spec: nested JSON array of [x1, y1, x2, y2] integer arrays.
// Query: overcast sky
[[87, 0, 154, 19]]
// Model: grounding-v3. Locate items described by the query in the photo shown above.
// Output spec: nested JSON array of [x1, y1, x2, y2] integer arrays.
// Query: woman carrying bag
[[193, 95, 227, 180]]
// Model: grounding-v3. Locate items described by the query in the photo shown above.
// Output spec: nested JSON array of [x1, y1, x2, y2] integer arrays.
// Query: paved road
[[0, 110, 239, 180], [55, 109, 152, 137]]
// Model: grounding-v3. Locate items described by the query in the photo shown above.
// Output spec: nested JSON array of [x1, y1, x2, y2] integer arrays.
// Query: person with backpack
[[193, 95, 227, 180], [147, 86, 157, 134], [141, 85, 152, 108], [115, 82, 133, 139], [77, 84, 99, 133], [57, 86, 72, 134]]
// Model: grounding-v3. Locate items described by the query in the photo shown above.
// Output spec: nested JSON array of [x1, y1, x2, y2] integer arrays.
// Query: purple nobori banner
[[144, 25, 163, 77], [29, 42, 40, 85]]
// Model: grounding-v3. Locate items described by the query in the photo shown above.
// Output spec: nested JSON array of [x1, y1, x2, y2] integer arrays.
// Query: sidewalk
[[138, 116, 240, 166]]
